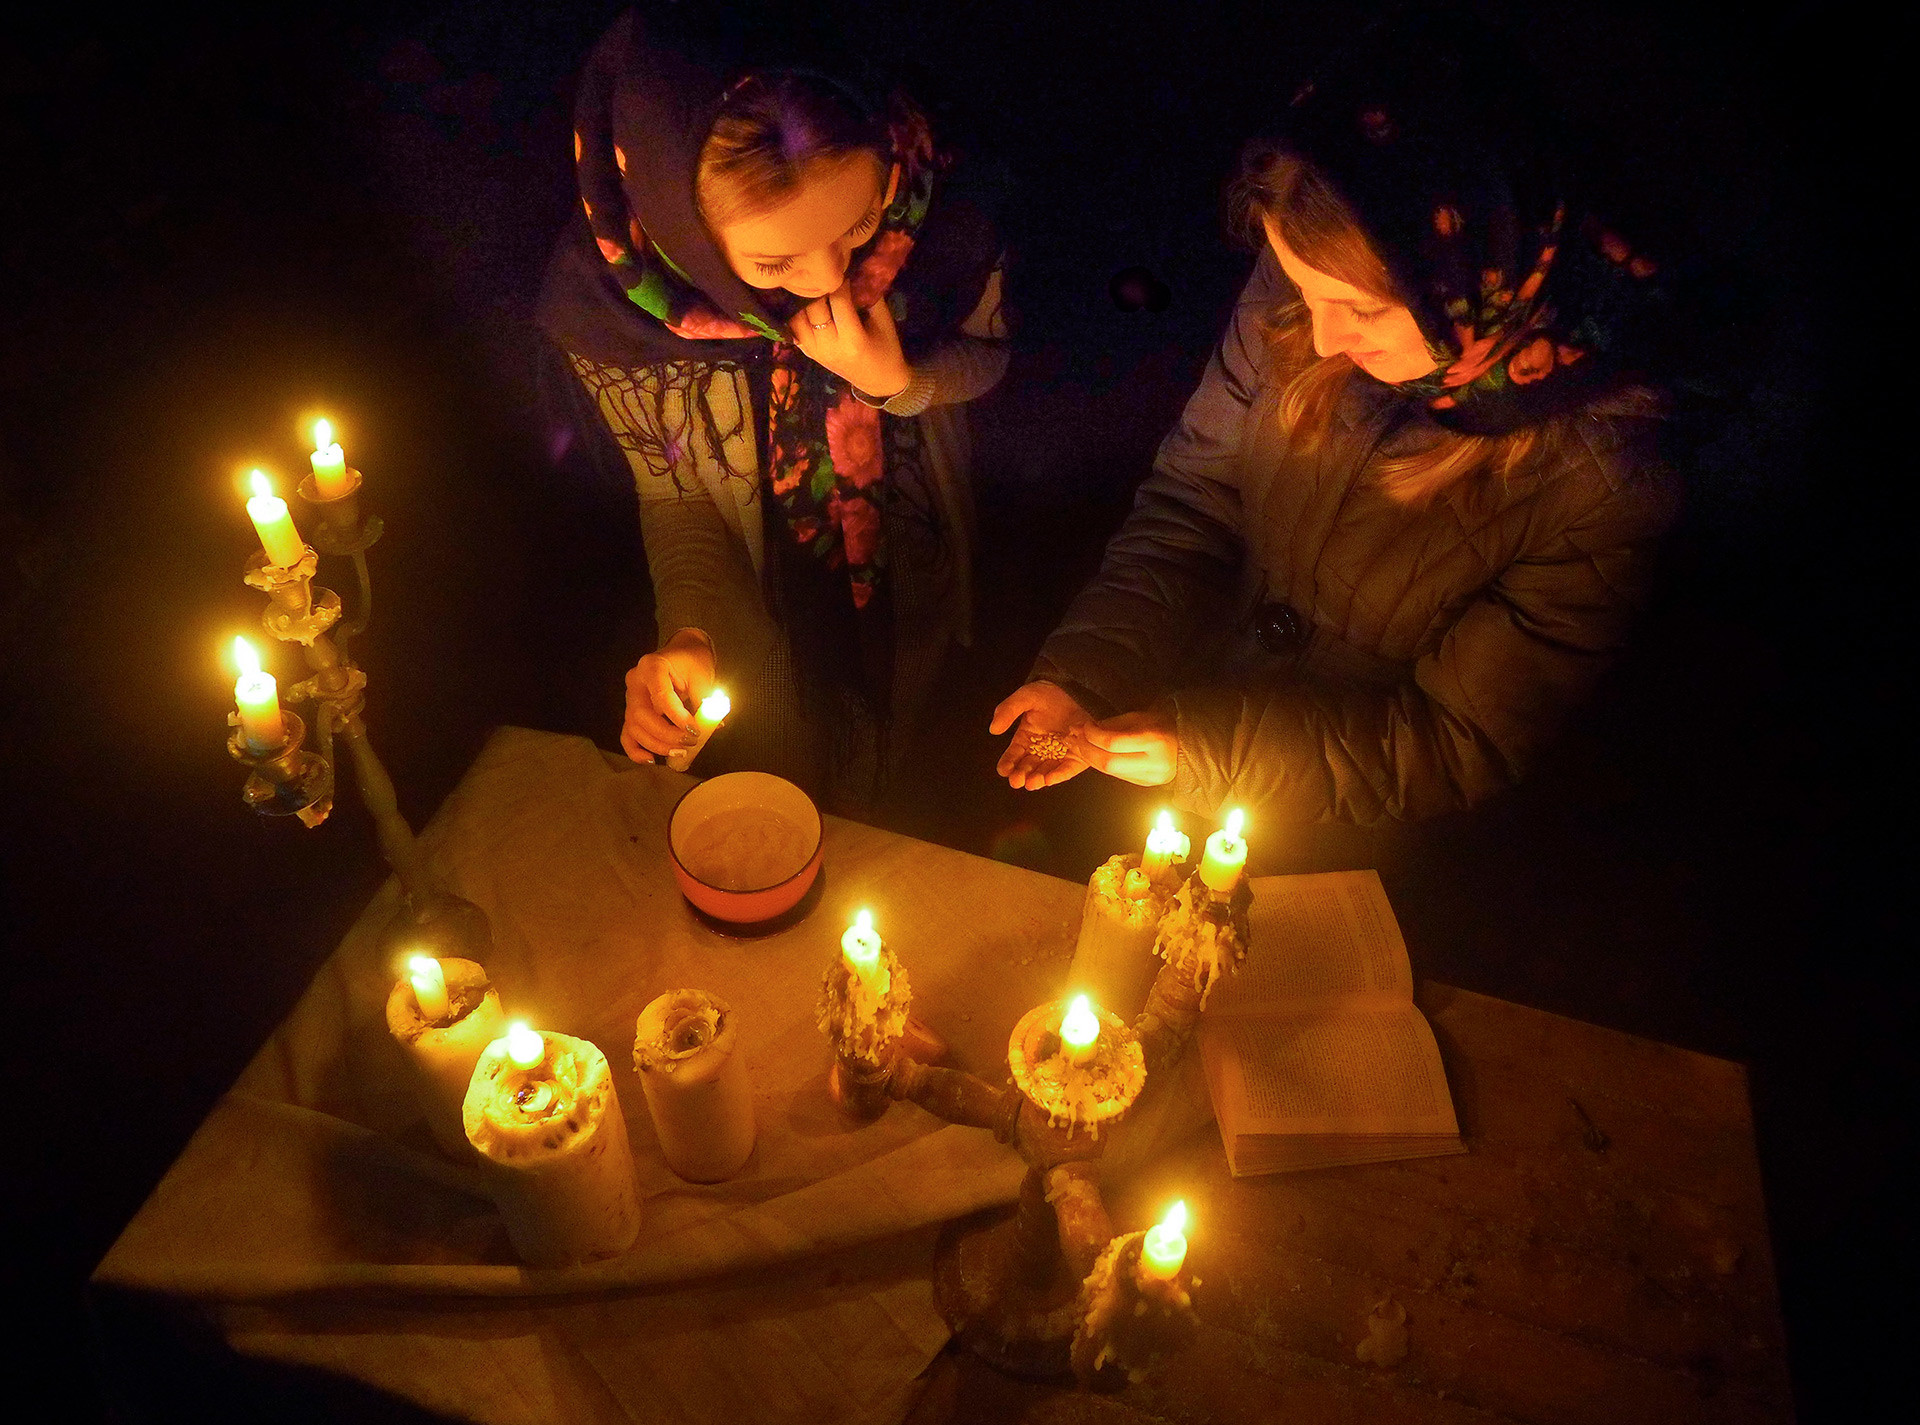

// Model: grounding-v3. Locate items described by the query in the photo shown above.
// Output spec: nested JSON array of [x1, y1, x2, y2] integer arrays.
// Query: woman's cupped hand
[[990, 682, 1179, 790], [788, 281, 910, 400], [622, 628, 716, 763]]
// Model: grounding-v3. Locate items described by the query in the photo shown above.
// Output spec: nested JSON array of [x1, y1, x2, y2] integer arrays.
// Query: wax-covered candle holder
[[297, 467, 383, 557], [226, 708, 333, 826], [1138, 873, 1254, 1070], [1071, 1217, 1199, 1385], [227, 449, 490, 965], [817, 931, 912, 1121], [816, 945, 1195, 1384]]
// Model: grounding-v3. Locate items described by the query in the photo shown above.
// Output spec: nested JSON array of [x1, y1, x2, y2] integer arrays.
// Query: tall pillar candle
[[464, 1025, 641, 1266], [664, 689, 730, 772], [633, 988, 756, 1182], [1067, 855, 1168, 1021], [383, 955, 506, 1156]]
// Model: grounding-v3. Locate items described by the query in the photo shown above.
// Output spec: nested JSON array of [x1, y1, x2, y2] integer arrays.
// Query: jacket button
[[1254, 602, 1303, 656]]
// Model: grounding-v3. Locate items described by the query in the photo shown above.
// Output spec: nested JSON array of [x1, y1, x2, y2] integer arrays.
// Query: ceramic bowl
[[667, 772, 823, 923]]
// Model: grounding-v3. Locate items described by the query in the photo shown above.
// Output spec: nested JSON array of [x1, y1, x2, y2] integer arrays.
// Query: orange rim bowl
[[667, 772, 824, 923]]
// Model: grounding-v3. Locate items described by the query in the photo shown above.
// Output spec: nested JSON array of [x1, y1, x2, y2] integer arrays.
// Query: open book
[[1199, 870, 1463, 1176]]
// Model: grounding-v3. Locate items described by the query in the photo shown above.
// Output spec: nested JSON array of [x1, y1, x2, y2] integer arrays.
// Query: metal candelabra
[[227, 465, 492, 965]]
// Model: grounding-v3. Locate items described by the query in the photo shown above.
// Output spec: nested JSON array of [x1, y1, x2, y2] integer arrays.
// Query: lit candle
[[408, 954, 449, 1021], [1197, 809, 1247, 893], [1060, 993, 1101, 1067], [664, 687, 731, 771], [1139, 1199, 1189, 1282], [231, 636, 285, 752], [309, 419, 352, 500], [840, 908, 890, 996], [1142, 810, 1190, 882], [505, 1020, 545, 1070], [464, 1026, 642, 1266], [384, 954, 507, 1157], [245, 469, 306, 567]]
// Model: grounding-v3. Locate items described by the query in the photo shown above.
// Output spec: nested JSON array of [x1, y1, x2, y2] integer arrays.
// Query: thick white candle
[[664, 687, 731, 771], [840, 908, 890, 996], [1141, 811, 1190, 883], [1198, 809, 1248, 893], [309, 419, 351, 500], [1060, 993, 1101, 1067], [634, 989, 756, 1183], [384, 955, 507, 1156], [231, 637, 285, 752], [465, 1027, 642, 1266], [246, 470, 306, 568], [1139, 1200, 1189, 1281], [1067, 857, 1165, 1021]]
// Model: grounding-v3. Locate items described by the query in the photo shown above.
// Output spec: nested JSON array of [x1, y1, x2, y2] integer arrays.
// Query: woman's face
[[710, 153, 896, 299], [1264, 219, 1437, 384]]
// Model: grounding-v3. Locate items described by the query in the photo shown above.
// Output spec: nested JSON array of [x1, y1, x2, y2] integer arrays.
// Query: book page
[[1201, 1004, 1458, 1137], [1207, 871, 1413, 1014]]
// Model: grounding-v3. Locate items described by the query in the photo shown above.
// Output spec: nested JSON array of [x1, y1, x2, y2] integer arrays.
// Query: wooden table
[[924, 984, 1795, 1424], [94, 729, 1794, 1424]]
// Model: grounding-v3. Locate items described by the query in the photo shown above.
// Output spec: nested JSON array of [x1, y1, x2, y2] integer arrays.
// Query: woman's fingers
[[824, 283, 860, 337], [618, 725, 656, 764], [988, 687, 1042, 738], [641, 661, 698, 733]]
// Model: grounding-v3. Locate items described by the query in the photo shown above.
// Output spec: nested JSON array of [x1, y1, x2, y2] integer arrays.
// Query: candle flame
[[1224, 808, 1245, 841], [855, 909, 873, 935], [700, 688, 731, 720], [313, 418, 334, 451], [232, 636, 262, 678], [407, 954, 439, 978], [1155, 809, 1175, 836], [1159, 1199, 1188, 1236], [1061, 993, 1100, 1050], [505, 1021, 544, 1069], [248, 469, 275, 501]]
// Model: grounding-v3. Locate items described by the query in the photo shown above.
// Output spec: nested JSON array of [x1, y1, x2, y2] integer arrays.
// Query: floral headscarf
[[540, 9, 991, 610], [1276, 12, 1669, 436]]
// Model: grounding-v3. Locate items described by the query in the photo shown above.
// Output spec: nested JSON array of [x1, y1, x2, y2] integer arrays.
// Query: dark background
[[0, 1, 1901, 1420]]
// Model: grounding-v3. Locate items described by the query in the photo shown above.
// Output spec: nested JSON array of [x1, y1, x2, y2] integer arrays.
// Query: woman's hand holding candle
[[245, 469, 306, 568], [231, 637, 285, 752], [1139, 1200, 1189, 1283], [664, 687, 729, 772], [623, 628, 716, 763], [1198, 809, 1248, 892], [309, 419, 352, 500]]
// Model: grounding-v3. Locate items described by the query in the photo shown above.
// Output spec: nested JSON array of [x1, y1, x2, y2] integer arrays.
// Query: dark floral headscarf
[[1275, 12, 1669, 436], [539, 9, 995, 610]]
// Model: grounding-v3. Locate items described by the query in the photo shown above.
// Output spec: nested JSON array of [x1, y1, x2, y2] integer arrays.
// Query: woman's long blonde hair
[[1227, 143, 1550, 505]]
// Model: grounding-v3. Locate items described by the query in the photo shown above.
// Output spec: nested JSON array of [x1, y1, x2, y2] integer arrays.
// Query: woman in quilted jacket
[[992, 16, 1682, 828]]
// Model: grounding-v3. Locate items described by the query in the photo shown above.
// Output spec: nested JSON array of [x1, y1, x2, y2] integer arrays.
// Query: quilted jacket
[[1031, 249, 1683, 826]]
